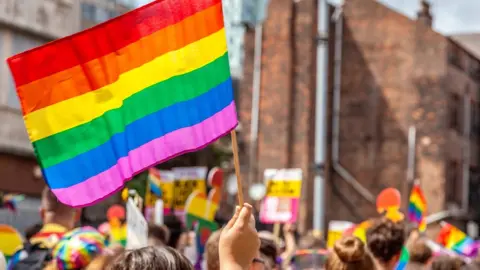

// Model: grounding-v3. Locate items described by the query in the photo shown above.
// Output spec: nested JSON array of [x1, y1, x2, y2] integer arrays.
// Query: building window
[[469, 167, 480, 213], [7, 78, 21, 109], [446, 161, 462, 206], [448, 43, 463, 70], [469, 60, 480, 82], [95, 7, 109, 22], [471, 101, 480, 138], [449, 93, 462, 133], [7, 33, 45, 109], [108, 10, 120, 19], [81, 3, 96, 22]]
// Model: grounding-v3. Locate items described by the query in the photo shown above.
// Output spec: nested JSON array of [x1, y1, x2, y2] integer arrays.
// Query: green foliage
[[125, 171, 148, 198]]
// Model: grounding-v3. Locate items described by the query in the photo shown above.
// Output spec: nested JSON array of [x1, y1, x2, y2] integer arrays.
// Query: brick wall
[[326, 0, 450, 222], [239, 0, 316, 230], [239, 0, 476, 229]]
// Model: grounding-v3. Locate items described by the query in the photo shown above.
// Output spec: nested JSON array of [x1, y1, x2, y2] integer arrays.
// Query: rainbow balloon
[[0, 225, 23, 261]]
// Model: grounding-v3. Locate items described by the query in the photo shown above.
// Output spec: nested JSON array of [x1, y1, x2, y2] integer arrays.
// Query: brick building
[[238, 0, 480, 231]]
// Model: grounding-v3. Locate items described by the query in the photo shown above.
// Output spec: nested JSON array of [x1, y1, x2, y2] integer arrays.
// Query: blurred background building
[[0, 0, 80, 195], [0, 0, 81, 231], [237, 0, 480, 233], [80, 0, 135, 29], [0, 0, 480, 234]]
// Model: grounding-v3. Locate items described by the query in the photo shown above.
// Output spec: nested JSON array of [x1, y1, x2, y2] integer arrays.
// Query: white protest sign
[[126, 198, 148, 249], [154, 199, 164, 225]]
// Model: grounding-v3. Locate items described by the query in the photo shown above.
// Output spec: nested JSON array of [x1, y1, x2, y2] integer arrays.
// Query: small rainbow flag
[[148, 168, 163, 197], [1, 194, 25, 213], [395, 246, 410, 270], [437, 222, 477, 257], [408, 182, 427, 232], [7, 0, 237, 207]]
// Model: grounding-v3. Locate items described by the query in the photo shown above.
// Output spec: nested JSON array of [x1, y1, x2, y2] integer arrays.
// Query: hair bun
[[333, 236, 365, 263]]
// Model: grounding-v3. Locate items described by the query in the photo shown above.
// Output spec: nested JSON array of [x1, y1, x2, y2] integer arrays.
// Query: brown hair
[[366, 217, 405, 264], [430, 255, 464, 270], [108, 246, 193, 270], [204, 230, 222, 270], [409, 240, 432, 264], [259, 235, 278, 269], [325, 236, 375, 270], [148, 224, 170, 246]]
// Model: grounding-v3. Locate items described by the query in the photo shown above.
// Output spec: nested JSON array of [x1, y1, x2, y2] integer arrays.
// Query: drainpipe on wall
[[406, 126, 417, 184], [462, 94, 471, 212], [248, 24, 263, 186], [331, 3, 375, 205], [313, 0, 329, 233]]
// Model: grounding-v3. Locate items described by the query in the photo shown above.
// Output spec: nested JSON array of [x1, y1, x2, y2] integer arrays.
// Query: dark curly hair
[[366, 217, 405, 264]]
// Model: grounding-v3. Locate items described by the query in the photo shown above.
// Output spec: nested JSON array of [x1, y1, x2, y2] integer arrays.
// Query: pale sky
[[136, 0, 480, 34]]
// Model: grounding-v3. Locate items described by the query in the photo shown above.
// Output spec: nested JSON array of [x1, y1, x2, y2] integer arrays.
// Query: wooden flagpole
[[230, 130, 244, 205]]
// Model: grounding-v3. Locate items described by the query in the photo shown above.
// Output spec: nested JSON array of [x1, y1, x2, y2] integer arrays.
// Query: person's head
[[325, 236, 375, 270], [205, 229, 222, 270], [430, 255, 463, 270], [366, 217, 405, 269], [148, 224, 170, 247], [40, 187, 79, 230], [85, 245, 124, 270], [163, 215, 186, 250], [409, 239, 432, 265], [25, 223, 43, 241], [405, 263, 426, 270], [52, 226, 106, 270], [258, 232, 279, 270], [108, 246, 193, 270]]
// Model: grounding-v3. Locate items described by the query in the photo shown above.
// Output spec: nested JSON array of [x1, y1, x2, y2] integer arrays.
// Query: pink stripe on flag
[[52, 102, 237, 207]]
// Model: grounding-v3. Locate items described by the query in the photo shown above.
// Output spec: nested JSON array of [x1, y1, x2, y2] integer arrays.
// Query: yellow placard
[[173, 180, 206, 211], [159, 182, 174, 208], [145, 182, 174, 209], [327, 230, 343, 249], [265, 180, 302, 198]]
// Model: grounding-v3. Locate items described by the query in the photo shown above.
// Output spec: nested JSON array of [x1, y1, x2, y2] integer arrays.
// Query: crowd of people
[[0, 186, 479, 270]]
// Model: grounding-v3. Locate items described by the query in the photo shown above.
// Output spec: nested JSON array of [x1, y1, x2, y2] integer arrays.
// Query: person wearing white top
[[0, 251, 6, 270]]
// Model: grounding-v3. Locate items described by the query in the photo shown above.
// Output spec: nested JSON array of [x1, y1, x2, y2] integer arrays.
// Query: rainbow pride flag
[[7, 0, 237, 207], [437, 222, 478, 257], [408, 183, 427, 232]]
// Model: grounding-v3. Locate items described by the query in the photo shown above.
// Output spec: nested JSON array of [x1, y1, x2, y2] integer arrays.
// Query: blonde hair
[[325, 236, 375, 270], [204, 230, 222, 270]]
